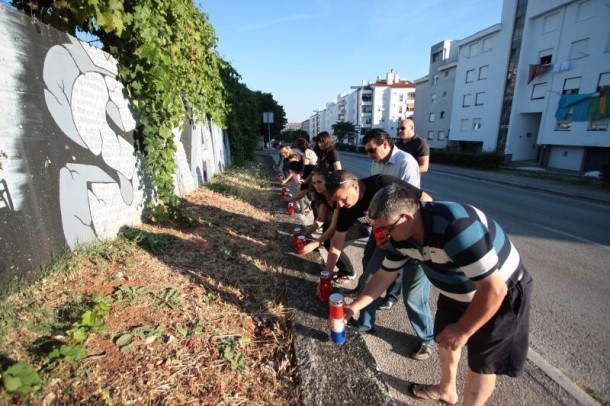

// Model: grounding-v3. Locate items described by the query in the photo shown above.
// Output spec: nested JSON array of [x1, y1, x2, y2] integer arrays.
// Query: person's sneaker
[[410, 342, 433, 360], [358, 325, 375, 334], [378, 298, 395, 310]]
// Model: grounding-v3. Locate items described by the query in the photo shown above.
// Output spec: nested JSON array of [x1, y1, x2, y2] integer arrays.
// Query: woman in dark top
[[299, 168, 354, 282], [315, 131, 342, 172]]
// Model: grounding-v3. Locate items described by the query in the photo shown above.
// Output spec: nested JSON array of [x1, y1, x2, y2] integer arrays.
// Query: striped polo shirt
[[382, 201, 524, 302]]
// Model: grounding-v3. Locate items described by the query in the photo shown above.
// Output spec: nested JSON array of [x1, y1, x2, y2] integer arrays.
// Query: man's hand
[[435, 323, 470, 351], [343, 304, 356, 324]]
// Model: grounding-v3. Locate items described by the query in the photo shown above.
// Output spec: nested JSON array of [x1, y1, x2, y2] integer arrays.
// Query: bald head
[[398, 118, 415, 141]]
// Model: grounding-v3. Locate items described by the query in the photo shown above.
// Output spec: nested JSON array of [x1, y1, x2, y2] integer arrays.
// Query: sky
[[201, 0, 504, 123]]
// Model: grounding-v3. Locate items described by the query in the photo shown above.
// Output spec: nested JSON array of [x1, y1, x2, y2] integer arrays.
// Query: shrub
[[431, 151, 505, 170], [601, 162, 610, 185]]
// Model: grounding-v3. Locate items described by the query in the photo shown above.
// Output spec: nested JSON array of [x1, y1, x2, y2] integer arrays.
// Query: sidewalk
[[431, 162, 610, 205], [261, 152, 604, 405]]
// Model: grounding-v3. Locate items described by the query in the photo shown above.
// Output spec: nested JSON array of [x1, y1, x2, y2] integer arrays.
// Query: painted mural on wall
[[0, 6, 231, 291]]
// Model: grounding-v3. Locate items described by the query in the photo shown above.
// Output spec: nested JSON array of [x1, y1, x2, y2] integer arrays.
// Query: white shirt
[[370, 146, 420, 188]]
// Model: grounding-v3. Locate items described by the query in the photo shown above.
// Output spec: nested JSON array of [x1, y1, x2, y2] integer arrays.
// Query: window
[[444, 71, 449, 78], [442, 91, 447, 98], [475, 92, 485, 106], [469, 43, 479, 57], [479, 65, 489, 80], [543, 12, 560, 33], [569, 38, 589, 60], [473, 118, 481, 130], [440, 111, 446, 119], [576, 0, 595, 22], [433, 75, 439, 84], [563, 77, 581, 95], [462, 94, 472, 107], [427, 131, 434, 140], [531, 83, 547, 100], [589, 72, 610, 131], [539, 48, 553, 65], [432, 50, 442, 63], [438, 131, 445, 140], [482, 37, 492, 52], [466, 69, 476, 83], [460, 119, 469, 131], [431, 93, 437, 103], [429, 113, 436, 122], [556, 78, 581, 130]]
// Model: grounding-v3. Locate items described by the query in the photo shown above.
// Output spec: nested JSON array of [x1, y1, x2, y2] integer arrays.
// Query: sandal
[[332, 270, 356, 285], [408, 383, 457, 405]]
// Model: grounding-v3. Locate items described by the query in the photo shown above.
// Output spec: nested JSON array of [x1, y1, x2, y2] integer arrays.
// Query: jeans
[[357, 239, 434, 343]]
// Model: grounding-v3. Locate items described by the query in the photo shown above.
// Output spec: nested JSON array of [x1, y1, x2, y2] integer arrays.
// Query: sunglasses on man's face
[[398, 126, 407, 131], [365, 145, 379, 154]]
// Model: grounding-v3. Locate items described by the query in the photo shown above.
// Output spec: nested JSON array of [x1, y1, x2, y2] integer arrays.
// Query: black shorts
[[434, 270, 533, 377]]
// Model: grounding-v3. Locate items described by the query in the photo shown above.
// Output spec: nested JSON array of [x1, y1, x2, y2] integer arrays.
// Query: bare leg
[[462, 370, 496, 406], [412, 345, 460, 405]]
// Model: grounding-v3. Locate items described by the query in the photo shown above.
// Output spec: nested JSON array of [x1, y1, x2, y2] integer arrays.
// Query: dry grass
[[0, 159, 298, 405]]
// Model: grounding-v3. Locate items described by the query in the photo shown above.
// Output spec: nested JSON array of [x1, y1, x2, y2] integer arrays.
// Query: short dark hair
[[325, 169, 358, 196], [361, 128, 393, 147]]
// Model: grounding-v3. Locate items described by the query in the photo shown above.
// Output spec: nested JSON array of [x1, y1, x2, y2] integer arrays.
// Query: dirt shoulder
[[0, 160, 299, 404]]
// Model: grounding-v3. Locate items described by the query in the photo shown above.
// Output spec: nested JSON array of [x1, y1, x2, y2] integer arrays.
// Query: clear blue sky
[[201, 0, 503, 123]]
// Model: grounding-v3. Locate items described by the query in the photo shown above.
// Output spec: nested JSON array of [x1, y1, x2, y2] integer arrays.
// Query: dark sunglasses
[[365, 146, 378, 154], [398, 126, 407, 131]]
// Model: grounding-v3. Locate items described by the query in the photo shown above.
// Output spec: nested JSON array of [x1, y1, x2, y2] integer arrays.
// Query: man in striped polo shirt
[[344, 184, 533, 406]]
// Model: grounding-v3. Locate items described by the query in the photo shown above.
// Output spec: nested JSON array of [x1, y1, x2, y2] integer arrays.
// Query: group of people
[[278, 118, 533, 406]]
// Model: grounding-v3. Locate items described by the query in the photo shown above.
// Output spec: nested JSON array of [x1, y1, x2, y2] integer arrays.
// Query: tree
[[255, 92, 287, 147], [280, 129, 309, 145], [331, 121, 355, 144]]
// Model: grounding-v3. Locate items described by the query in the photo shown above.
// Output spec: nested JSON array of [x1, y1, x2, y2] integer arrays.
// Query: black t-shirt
[[318, 148, 341, 172], [395, 135, 430, 160], [335, 175, 422, 232], [299, 164, 315, 191]]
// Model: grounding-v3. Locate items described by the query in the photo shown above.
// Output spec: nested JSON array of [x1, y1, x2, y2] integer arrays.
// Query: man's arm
[[344, 269, 399, 321], [418, 155, 429, 173], [324, 229, 347, 273], [435, 271, 507, 350]]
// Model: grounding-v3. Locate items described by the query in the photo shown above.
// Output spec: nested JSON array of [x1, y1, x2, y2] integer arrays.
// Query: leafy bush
[[431, 151, 505, 170], [601, 162, 610, 185]]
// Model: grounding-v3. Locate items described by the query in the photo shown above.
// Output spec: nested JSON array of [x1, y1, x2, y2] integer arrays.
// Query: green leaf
[[115, 333, 133, 346], [176, 326, 188, 337], [2, 363, 41, 396]]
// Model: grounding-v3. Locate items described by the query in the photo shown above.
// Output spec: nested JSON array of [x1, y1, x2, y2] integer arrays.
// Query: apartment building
[[306, 71, 416, 144], [507, 0, 610, 171], [413, 40, 459, 150]]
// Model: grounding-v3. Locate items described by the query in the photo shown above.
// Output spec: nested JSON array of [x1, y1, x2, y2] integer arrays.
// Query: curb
[[263, 154, 394, 405]]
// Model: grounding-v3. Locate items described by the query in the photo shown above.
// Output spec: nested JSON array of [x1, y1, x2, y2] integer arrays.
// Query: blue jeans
[[358, 238, 434, 343]]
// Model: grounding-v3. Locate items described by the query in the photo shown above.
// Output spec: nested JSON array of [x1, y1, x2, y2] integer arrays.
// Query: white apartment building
[[449, 19, 513, 153], [507, 0, 610, 171], [440, 0, 609, 172], [414, 40, 459, 150], [307, 71, 416, 144]]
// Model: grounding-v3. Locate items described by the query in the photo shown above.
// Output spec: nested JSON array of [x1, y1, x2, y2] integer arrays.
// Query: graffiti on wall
[[43, 36, 145, 250], [0, 5, 231, 290]]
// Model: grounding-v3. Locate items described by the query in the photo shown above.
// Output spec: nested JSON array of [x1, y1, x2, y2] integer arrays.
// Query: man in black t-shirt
[[324, 170, 434, 359], [396, 118, 430, 174]]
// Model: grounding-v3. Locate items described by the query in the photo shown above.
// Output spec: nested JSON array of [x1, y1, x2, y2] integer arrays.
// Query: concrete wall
[[0, 6, 230, 289]]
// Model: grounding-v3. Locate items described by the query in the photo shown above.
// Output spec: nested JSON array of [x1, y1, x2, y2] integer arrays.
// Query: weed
[[0, 362, 41, 396], [45, 344, 87, 366], [203, 292, 216, 305], [120, 227, 182, 255], [154, 287, 182, 309], [68, 301, 110, 344], [113, 285, 147, 305], [220, 249, 232, 260], [216, 336, 251, 371], [114, 325, 164, 353], [176, 320, 205, 338]]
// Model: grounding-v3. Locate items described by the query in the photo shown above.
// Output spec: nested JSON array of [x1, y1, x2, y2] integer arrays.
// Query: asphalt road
[[333, 152, 610, 405]]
